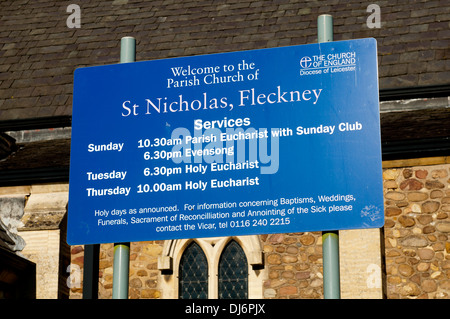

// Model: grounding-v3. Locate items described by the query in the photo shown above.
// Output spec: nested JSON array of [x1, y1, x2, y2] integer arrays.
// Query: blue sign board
[[67, 38, 384, 245]]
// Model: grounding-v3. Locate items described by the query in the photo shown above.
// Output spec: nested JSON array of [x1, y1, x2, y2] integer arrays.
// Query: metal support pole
[[318, 14, 341, 299], [112, 242, 130, 299], [83, 244, 99, 299], [120, 36, 136, 64], [318, 14, 334, 43], [322, 231, 340, 299], [112, 36, 135, 300]]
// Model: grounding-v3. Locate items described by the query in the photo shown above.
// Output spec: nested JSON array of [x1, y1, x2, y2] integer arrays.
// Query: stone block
[[339, 228, 383, 299], [19, 230, 61, 299], [21, 191, 68, 230]]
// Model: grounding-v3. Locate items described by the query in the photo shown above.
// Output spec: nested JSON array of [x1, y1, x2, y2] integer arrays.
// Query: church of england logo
[[299, 56, 312, 69]]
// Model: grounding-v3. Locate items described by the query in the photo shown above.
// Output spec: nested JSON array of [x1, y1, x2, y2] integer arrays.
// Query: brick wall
[[261, 232, 323, 298], [383, 163, 450, 298]]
